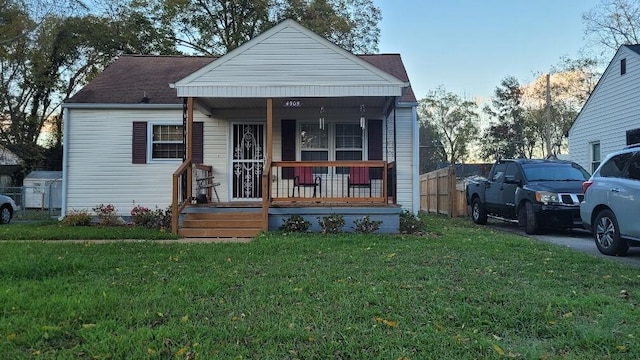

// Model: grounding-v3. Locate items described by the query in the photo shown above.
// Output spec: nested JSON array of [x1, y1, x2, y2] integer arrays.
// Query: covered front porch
[[170, 97, 401, 237], [166, 20, 414, 237]]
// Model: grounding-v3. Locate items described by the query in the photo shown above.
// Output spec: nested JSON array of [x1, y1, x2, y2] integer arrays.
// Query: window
[[335, 123, 363, 173], [504, 162, 520, 181], [298, 122, 364, 173], [600, 153, 632, 177], [621, 58, 627, 75], [627, 154, 640, 180], [151, 123, 183, 160], [591, 142, 601, 173], [491, 162, 507, 182]]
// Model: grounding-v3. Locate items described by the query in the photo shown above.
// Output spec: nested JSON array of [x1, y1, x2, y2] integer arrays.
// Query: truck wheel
[[522, 201, 539, 235], [594, 209, 628, 256], [471, 198, 487, 225]]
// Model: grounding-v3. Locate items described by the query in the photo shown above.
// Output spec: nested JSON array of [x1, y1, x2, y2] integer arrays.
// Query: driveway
[[488, 220, 640, 268]]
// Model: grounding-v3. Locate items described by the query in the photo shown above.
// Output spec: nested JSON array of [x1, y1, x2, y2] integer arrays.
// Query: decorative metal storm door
[[231, 124, 264, 200]]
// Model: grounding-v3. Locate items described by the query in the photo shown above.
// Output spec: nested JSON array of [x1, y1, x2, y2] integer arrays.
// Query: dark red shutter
[[192, 122, 204, 164], [368, 119, 383, 179], [132, 122, 147, 164], [281, 119, 296, 179]]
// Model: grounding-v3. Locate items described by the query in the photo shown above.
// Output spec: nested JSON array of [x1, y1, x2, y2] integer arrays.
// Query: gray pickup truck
[[466, 159, 590, 234]]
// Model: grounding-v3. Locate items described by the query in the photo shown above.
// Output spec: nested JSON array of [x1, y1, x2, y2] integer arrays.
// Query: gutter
[[60, 108, 70, 219], [61, 103, 183, 110]]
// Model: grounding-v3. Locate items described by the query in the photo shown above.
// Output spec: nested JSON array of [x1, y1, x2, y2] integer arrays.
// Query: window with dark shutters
[[132, 121, 203, 164]]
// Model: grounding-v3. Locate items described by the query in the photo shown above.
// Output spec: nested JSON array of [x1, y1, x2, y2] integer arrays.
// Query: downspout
[[60, 107, 70, 219], [411, 105, 419, 214]]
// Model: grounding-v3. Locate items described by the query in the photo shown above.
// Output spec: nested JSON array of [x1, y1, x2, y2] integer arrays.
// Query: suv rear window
[[600, 153, 633, 177], [523, 163, 590, 181]]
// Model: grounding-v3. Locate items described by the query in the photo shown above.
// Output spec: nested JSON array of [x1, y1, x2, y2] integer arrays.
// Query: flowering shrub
[[61, 209, 92, 226], [130, 205, 154, 228], [317, 213, 345, 234], [353, 216, 382, 234], [93, 203, 119, 226], [280, 214, 311, 232], [130, 205, 172, 230]]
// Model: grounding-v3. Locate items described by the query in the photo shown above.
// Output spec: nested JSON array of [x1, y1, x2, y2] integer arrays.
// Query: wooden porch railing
[[268, 160, 393, 204], [172, 158, 192, 234], [172, 160, 397, 234]]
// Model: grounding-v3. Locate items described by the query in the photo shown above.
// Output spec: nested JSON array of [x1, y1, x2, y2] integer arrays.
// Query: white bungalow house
[[568, 44, 640, 173], [61, 19, 419, 237]]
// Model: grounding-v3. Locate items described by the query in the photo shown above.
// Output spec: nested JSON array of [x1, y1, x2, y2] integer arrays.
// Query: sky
[[375, 0, 605, 101]]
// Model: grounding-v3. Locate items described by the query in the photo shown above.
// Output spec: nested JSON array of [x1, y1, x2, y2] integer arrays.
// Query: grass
[[0, 215, 639, 359], [0, 222, 179, 240]]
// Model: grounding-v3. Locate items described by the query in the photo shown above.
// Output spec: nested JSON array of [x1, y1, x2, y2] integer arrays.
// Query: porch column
[[186, 97, 194, 197], [266, 98, 273, 162], [262, 98, 273, 231]]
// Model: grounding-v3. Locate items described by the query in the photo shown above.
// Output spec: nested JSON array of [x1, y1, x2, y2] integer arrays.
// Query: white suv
[[581, 145, 640, 256]]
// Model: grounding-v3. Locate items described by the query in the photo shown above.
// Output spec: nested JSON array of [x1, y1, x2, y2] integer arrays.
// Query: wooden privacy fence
[[419, 167, 467, 217]]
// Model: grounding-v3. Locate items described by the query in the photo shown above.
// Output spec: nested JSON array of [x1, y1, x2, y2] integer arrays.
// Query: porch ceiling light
[[319, 106, 325, 130], [359, 104, 366, 129]]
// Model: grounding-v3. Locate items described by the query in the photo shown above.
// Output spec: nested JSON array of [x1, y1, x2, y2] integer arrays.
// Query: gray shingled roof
[[626, 44, 640, 56], [66, 56, 216, 104], [66, 54, 416, 104]]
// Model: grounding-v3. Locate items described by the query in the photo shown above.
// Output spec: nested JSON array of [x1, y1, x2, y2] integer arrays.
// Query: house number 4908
[[284, 100, 302, 108]]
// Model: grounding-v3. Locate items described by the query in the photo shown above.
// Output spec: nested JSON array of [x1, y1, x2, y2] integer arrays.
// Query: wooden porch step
[[179, 211, 264, 238], [179, 228, 262, 238]]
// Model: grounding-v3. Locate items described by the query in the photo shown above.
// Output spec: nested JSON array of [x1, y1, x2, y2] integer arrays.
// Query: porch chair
[[194, 166, 221, 203], [292, 166, 322, 197], [347, 166, 372, 197]]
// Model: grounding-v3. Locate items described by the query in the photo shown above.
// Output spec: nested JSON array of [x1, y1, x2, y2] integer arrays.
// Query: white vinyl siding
[[393, 105, 416, 212], [569, 46, 640, 172], [65, 109, 225, 215], [65, 104, 417, 215], [175, 21, 405, 98]]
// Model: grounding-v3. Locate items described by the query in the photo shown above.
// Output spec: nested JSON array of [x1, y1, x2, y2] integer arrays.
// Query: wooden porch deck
[[173, 160, 398, 238]]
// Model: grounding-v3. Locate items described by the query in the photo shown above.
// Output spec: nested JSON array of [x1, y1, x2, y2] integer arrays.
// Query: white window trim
[[147, 121, 184, 163]]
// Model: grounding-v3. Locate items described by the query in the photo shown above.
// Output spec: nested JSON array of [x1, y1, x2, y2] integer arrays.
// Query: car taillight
[[582, 180, 593, 193]]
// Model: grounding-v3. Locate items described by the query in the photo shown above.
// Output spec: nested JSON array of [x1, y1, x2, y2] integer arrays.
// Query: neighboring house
[[61, 19, 418, 236], [568, 44, 640, 173], [0, 145, 23, 187]]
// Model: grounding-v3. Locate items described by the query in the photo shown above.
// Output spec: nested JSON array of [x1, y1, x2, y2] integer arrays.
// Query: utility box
[[23, 171, 62, 209]]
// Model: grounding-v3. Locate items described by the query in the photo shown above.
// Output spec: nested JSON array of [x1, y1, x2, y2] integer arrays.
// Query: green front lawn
[[0, 222, 179, 240], [1, 215, 639, 359]]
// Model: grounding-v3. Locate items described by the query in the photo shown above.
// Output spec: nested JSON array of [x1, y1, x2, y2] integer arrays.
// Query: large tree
[[0, 0, 176, 174], [418, 86, 480, 165], [583, 0, 640, 54], [522, 56, 601, 158], [481, 77, 535, 160], [146, 0, 381, 55]]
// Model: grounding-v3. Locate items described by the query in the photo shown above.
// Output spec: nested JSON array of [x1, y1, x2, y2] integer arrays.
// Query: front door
[[231, 123, 265, 200]]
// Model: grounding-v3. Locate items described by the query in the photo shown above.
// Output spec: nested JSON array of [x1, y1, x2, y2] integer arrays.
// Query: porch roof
[[173, 20, 410, 99], [65, 22, 416, 106]]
